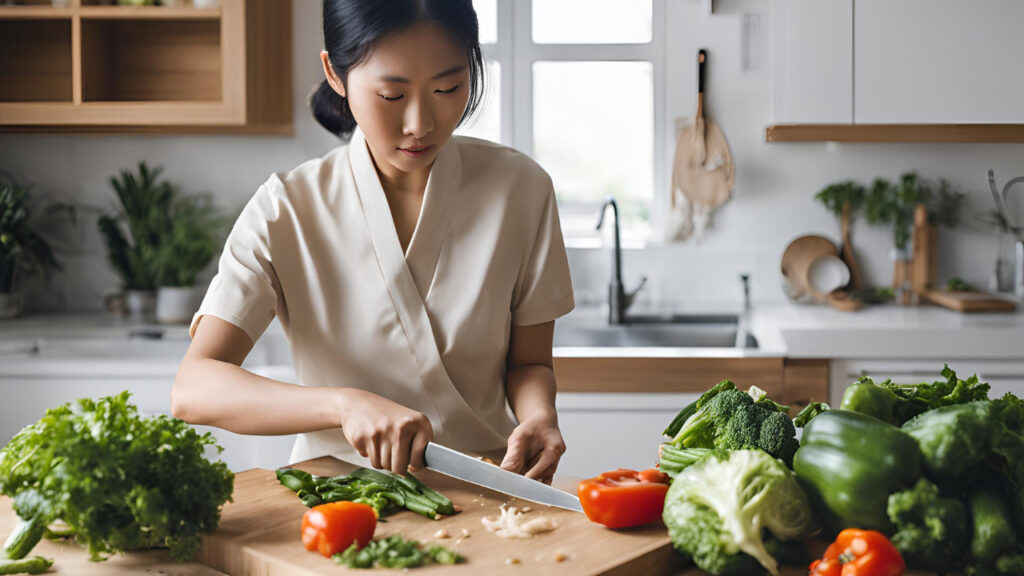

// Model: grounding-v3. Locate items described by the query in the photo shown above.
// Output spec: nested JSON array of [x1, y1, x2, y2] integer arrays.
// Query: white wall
[[2, 0, 1022, 314]]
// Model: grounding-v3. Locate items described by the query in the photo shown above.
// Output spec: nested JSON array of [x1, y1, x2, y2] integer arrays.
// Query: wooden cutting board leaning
[[194, 456, 683, 576]]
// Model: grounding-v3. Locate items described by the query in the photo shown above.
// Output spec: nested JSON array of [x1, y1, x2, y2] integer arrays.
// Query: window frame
[[479, 0, 669, 244]]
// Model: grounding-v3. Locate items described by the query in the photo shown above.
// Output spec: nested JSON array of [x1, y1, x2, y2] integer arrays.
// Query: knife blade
[[423, 442, 583, 513]]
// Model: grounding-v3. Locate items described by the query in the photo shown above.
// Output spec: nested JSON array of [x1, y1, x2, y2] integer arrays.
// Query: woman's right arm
[[171, 315, 433, 473]]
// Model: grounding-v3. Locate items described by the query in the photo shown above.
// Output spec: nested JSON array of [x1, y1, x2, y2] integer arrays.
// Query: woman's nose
[[403, 98, 435, 138]]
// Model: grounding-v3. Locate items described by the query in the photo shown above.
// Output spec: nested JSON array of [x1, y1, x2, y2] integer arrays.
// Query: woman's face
[[321, 21, 471, 180]]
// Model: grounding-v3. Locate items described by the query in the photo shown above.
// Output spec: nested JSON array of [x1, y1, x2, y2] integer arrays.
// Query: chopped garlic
[[481, 503, 557, 539], [521, 506, 532, 513], [433, 529, 450, 539], [459, 528, 470, 538], [505, 557, 521, 565]]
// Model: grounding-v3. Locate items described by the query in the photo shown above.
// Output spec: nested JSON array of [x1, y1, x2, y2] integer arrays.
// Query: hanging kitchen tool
[[988, 169, 1024, 242], [667, 49, 735, 242]]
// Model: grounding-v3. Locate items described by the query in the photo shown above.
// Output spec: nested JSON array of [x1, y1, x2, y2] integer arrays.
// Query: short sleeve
[[511, 184, 575, 326], [189, 181, 282, 343]]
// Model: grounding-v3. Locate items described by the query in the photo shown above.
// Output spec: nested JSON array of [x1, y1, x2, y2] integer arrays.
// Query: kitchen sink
[[553, 313, 759, 349]]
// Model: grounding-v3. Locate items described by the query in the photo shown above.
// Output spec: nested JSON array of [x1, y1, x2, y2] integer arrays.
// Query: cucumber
[[2, 518, 44, 561]]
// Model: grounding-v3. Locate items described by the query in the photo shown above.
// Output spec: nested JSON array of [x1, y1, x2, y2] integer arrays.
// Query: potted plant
[[815, 180, 866, 291], [98, 162, 176, 318], [864, 172, 964, 303], [0, 179, 64, 319], [153, 194, 226, 324]]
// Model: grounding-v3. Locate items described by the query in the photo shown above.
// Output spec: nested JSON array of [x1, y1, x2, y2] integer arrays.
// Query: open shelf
[[765, 124, 1024, 144], [82, 19, 222, 102], [0, 19, 73, 102], [0, 0, 292, 132]]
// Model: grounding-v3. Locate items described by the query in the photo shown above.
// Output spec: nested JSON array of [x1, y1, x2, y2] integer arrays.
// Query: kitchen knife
[[423, 442, 583, 513]]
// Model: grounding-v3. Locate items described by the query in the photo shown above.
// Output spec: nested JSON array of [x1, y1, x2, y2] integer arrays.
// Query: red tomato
[[301, 501, 377, 558], [809, 529, 905, 576], [577, 468, 670, 529]]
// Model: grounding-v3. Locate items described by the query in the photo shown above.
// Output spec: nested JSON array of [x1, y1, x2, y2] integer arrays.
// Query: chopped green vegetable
[[0, 555, 52, 575], [887, 478, 969, 570], [0, 392, 234, 562], [662, 382, 799, 467], [662, 450, 817, 576], [275, 467, 455, 520], [333, 535, 463, 569], [2, 518, 44, 561]]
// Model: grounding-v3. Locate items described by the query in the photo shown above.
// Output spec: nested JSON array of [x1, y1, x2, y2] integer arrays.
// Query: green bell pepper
[[793, 409, 921, 534], [840, 380, 898, 423]]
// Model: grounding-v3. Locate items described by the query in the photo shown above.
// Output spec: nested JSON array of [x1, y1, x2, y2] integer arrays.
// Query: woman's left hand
[[500, 412, 566, 485]]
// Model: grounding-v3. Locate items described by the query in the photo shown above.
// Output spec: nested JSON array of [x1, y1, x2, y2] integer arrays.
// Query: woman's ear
[[320, 50, 346, 98]]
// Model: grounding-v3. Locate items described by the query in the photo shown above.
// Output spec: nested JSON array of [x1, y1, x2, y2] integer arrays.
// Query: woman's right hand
[[337, 388, 433, 475]]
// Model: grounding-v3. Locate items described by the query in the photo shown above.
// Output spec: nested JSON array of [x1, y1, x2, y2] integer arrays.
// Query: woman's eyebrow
[[378, 65, 467, 83]]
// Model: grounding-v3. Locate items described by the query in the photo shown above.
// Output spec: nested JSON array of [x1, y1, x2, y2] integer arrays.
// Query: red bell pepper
[[809, 529, 905, 576], [301, 501, 377, 558], [577, 468, 670, 529]]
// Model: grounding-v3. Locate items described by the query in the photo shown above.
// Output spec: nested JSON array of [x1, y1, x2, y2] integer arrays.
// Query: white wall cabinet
[[771, 0, 1024, 129], [828, 359, 1024, 407], [555, 392, 698, 478], [770, 0, 853, 124], [854, 0, 1024, 124]]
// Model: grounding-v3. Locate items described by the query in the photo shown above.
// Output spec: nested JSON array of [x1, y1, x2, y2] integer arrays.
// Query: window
[[458, 0, 666, 243]]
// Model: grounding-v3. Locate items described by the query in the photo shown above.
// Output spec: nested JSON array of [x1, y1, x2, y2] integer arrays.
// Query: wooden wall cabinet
[[0, 0, 292, 133]]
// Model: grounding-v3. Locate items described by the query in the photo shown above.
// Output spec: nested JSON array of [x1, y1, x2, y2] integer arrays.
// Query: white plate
[[807, 255, 850, 296]]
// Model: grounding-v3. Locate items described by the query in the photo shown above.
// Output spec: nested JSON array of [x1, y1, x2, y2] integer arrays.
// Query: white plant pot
[[124, 290, 157, 320], [0, 293, 24, 320], [156, 286, 200, 325]]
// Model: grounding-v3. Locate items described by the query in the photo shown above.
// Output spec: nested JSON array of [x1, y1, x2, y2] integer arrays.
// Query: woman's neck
[[366, 141, 432, 197]]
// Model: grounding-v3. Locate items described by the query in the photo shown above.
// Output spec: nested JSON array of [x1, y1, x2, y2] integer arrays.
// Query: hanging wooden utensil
[[839, 201, 863, 290], [667, 49, 735, 242]]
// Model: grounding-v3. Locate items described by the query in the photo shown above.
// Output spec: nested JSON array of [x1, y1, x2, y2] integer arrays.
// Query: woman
[[171, 0, 575, 485]]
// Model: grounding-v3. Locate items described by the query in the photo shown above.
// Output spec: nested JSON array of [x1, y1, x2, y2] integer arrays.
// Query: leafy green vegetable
[[815, 180, 865, 218], [662, 450, 817, 576], [656, 445, 710, 478], [902, 401, 997, 485], [886, 478, 969, 570], [0, 392, 234, 562], [662, 382, 799, 467], [947, 276, 976, 292], [968, 480, 1018, 565], [333, 535, 463, 569], [275, 467, 455, 520], [840, 365, 990, 426]]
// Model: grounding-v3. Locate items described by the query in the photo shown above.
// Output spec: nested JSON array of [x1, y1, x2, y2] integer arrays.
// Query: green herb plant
[[814, 180, 866, 219], [153, 194, 227, 287], [864, 172, 965, 251], [0, 392, 234, 563]]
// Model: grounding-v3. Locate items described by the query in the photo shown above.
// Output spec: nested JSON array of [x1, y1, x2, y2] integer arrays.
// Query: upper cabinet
[[854, 0, 1024, 124], [767, 0, 1024, 142], [770, 0, 852, 124], [0, 0, 292, 134]]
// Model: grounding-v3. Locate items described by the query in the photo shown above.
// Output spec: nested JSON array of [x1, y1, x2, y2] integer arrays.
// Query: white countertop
[[2, 298, 1023, 371]]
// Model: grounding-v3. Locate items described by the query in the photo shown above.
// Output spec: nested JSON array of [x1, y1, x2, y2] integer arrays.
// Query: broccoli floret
[[672, 389, 752, 448], [663, 380, 738, 438], [887, 478, 969, 570], [670, 387, 800, 466]]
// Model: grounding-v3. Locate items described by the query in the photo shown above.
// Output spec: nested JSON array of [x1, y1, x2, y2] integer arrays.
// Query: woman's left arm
[[501, 320, 566, 484]]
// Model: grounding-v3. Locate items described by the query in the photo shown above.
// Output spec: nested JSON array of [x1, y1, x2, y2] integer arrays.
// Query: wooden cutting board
[[923, 288, 1017, 313], [195, 456, 685, 576]]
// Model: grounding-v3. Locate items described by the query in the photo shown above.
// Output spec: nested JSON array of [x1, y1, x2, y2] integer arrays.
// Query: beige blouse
[[190, 127, 575, 464]]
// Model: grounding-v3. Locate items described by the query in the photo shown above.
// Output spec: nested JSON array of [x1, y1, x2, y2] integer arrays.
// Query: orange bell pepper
[[809, 529, 905, 576], [577, 468, 670, 529], [301, 501, 377, 558]]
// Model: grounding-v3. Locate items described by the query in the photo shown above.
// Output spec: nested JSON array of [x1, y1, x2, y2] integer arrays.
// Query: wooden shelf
[[766, 123, 1024, 143], [0, 6, 74, 19], [78, 6, 221, 20], [0, 0, 292, 133]]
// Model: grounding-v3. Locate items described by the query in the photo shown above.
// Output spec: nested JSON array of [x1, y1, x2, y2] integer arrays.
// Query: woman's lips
[[399, 145, 433, 158]]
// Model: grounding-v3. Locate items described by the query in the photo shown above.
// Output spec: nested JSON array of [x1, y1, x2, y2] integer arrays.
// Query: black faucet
[[596, 195, 646, 325]]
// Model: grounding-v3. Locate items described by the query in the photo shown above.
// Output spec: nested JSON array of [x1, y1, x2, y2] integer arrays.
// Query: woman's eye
[[379, 94, 403, 102], [436, 85, 461, 95]]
